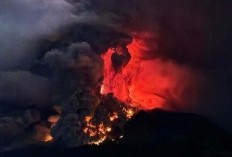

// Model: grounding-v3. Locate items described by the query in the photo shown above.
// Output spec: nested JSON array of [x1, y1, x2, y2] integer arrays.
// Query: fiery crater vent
[[46, 33, 199, 146]]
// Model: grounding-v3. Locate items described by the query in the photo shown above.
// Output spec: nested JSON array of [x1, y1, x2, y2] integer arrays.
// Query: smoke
[[0, 0, 231, 151], [127, 58, 202, 110], [0, 0, 116, 149], [101, 34, 203, 112], [92, 0, 232, 130], [0, 0, 77, 70], [0, 0, 81, 150], [0, 71, 50, 106]]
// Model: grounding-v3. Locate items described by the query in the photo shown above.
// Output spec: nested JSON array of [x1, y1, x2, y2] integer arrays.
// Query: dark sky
[[0, 0, 231, 151]]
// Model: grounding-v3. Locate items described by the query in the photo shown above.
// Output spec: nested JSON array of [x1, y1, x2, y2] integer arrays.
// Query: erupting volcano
[[1, 0, 231, 156], [44, 30, 202, 146], [70, 31, 200, 145]]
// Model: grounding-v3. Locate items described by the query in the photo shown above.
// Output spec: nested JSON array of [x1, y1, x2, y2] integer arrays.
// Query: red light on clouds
[[101, 33, 200, 110]]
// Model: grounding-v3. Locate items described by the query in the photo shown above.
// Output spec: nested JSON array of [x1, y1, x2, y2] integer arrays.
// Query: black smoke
[[86, 0, 232, 130], [0, 0, 231, 151]]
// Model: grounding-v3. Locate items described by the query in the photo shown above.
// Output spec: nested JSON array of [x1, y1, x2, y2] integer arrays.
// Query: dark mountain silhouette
[[1, 109, 232, 157]]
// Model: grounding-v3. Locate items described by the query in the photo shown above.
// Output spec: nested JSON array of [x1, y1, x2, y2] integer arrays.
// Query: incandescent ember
[[82, 93, 137, 145]]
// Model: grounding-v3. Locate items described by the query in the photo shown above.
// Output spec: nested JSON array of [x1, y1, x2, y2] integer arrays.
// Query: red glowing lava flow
[[101, 36, 165, 110], [101, 34, 199, 110]]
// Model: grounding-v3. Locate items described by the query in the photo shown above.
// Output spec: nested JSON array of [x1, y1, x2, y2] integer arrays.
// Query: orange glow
[[109, 112, 119, 121], [48, 115, 60, 123], [34, 125, 53, 142], [83, 116, 111, 145], [85, 116, 92, 123], [83, 107, 135, 145], [124, 108, 135, 119], [106, 127, 112, 132], [48, 115, 60, 128], [101, 33, 198, 110], [44, 134, 53, 142]]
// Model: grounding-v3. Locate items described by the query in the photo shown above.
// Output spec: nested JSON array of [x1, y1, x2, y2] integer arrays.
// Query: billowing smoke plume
[[95, 0, 231, 130], [0, 0, 231, 151], [0, 0, 76, 150], [88, 0, 232, 130]]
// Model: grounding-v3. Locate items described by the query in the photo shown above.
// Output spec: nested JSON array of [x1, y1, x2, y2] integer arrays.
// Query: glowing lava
[[101, 33, 199, 110], [101, 35, 165, 110], [47, 33, 199, 146], [44, 134, 53, 142], [83, 107, 135, 145]]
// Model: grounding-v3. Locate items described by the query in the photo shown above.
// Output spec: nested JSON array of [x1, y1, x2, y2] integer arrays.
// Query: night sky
[[0, 0, 231, 152]]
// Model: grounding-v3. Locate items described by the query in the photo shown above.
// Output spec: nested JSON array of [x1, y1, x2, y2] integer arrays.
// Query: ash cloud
[[0, 0, 77, 70], [0, 0, 231, 151], [88, 0, 232, 130], [0, 0, 117, 149], [0, 0, 98, 150], [0, 71, 50, 106]]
